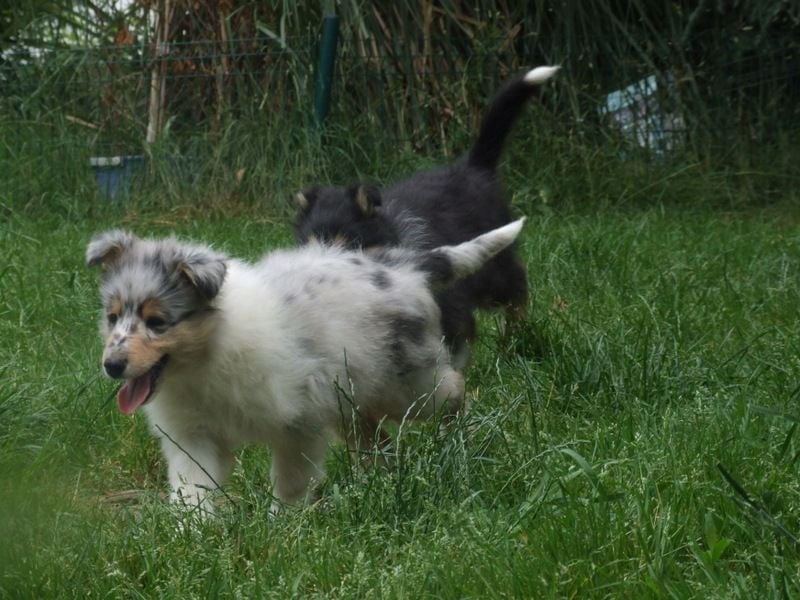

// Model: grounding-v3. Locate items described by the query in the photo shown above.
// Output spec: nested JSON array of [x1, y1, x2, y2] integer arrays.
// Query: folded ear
[[86, 230, 137, 268], [353, 184, 381, 217], [176, 246, 228, 301], [294, 187, 318, 212]]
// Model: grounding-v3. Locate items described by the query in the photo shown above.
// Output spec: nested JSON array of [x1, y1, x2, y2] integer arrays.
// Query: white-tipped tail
[[444, 218, 525, 280], [523, 65, 560, 86]]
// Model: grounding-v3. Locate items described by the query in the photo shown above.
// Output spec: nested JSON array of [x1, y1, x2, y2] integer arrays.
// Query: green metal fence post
[[313, 9, 340, 126]]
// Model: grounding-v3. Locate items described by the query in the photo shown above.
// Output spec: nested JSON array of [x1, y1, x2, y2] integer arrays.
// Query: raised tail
[[467, 65, 560, 171], [418, 218, 525, 289]]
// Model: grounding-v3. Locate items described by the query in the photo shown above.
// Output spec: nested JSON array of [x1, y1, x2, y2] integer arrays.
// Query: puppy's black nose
[[104, 359, 127, 379]]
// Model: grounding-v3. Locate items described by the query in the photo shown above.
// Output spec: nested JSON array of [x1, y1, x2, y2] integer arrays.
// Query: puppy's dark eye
[[145, 317, 167, 331], [107, 314, 118, 325]]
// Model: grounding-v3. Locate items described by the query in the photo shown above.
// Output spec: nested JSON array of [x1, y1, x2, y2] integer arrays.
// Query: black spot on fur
[[298, 337, 318, 355], [386, 314, 428, 375], [370, 269, 391, 290], [302, 281, 318, 300], [391, 315, 426, 344], [349, 257, 363, 266]]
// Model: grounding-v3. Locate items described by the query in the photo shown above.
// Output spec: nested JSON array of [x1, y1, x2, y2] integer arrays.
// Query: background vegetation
[[2, 0, 798, 214], [1, 1, 799, 597]]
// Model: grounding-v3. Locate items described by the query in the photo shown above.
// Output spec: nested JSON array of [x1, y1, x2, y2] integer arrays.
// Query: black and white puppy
[[87, 219, 524, 513], [294, 66, 558, 367]]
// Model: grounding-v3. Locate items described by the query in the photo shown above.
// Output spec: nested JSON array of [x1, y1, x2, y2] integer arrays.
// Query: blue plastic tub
[[90, 155, 145, 200]]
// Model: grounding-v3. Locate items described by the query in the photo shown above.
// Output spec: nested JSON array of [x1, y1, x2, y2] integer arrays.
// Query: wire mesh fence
[[3, 33, 797, 158], [1, 2, 798, 208]]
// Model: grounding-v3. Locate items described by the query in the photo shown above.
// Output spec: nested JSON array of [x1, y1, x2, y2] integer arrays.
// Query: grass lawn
[[1, 202, 799, 598]]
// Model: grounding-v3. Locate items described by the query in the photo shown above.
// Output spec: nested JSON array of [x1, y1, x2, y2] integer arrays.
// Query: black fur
[[416, 250, 455, 287], [294, 70, 553, 357], [295, 185, 399, 248], [385, 313, 429, 376], [370, 269, 392, 290]]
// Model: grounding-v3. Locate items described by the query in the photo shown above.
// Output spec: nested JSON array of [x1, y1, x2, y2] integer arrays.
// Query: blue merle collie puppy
[[294, 66, 559, 367], [87, 219, 524, 513]]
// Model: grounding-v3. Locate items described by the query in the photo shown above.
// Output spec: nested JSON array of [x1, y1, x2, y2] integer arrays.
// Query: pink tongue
[[117, 373, 153, 415]]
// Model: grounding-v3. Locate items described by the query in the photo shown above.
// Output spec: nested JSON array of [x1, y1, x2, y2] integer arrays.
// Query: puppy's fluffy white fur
[[87, 219, 523, 512]]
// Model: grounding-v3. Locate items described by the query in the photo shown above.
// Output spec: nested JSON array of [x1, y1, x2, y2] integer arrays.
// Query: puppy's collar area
[[117, 355, 169, 415]]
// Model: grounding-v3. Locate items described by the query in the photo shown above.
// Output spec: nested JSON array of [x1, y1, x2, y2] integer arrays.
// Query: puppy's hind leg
[[435, 368, 466, 417], [406, 367, 468, 439], [435, 368, 468, 438], [269, 434, 328, 513], [407, 367, 466, 422], [344, 416, 393, 468]]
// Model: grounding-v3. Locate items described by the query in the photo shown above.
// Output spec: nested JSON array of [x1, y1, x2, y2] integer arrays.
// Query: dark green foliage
[[1, 1, 797, 216]]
